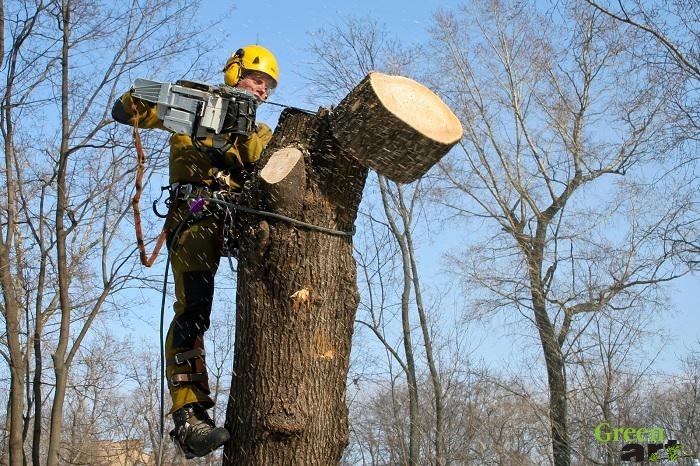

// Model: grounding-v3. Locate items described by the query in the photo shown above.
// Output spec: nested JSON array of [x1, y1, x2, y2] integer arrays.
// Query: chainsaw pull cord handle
[[131, 98, 168, 267]]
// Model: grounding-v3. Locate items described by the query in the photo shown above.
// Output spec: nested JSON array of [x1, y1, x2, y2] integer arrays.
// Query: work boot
[[170, 403, 230, 458]]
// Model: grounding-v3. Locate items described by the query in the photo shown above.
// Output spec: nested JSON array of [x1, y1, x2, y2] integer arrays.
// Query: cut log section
[[330, 71, 463, 184]]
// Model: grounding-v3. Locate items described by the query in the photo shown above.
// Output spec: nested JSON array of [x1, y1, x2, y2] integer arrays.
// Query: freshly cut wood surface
[[260, 147, 303, 184], [331, 71, 463, 183]]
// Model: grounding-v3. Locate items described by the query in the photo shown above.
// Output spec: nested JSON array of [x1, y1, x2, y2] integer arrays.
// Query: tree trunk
[[0, 3, 25, 458], [539, 324, 569, 466], [530, 262, 570, 466], [47, 5, 73, 465], [225, 108, 368, 465], [1, 276, 24, 466], [225, 73, 461, 465]]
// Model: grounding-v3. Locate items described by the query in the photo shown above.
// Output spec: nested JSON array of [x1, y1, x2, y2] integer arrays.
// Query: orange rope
[[131, 101, 168, 267]]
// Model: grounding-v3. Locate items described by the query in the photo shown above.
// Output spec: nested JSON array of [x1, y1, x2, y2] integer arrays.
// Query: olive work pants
[[165, 202, 223, 414]]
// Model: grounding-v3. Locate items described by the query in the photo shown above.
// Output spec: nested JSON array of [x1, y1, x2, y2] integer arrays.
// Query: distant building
[[89, 439, 155, 466]]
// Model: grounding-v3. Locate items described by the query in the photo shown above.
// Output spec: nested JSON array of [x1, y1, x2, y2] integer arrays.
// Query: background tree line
[[1, 0, 698, 465]]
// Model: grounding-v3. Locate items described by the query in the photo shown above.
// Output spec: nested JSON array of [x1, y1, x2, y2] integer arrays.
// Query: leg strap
[[167, 342, 210, 393], [171, 348, 205, 365], [171, 372, 209, 386]]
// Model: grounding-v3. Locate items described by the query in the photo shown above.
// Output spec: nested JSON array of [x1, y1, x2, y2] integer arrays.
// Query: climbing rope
[[154, 214, 194, 466], [131, 101, 168, 267], [156, 250, 170, 466], [201, 195, 356, 237]]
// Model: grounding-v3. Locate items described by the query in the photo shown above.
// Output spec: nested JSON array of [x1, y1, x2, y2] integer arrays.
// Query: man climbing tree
[[111, 44, 280, 459]]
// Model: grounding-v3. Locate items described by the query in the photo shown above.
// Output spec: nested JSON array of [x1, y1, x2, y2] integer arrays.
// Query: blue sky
[[180, 0, 700, 373], [199, 0, 447, 113]]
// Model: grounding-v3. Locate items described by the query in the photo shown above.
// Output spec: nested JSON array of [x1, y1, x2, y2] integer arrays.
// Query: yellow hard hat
[[223, 45, 279, 88]]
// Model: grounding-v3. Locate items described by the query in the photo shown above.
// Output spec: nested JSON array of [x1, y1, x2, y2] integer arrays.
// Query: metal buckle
[[176, 183, 194, 200], [174, 348, 205, 365]]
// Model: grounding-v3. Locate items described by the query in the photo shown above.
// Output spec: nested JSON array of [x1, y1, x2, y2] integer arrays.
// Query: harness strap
[[170, 348, 205, 365], [171, 373, 208, 386]]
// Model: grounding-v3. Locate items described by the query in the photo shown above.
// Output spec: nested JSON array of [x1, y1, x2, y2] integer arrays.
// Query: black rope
[[156, 214, 192, 465], [201, 196, 355, 237], [157, 249, 170, 466], [265, 100, 317, 115]]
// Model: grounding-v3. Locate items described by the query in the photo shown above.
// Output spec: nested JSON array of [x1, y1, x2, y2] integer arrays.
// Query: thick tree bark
[[534, 305, 569, 466], [225, 108, 368, 465]]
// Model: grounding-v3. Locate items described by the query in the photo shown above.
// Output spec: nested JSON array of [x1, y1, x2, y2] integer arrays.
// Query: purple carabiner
[[189, 197, 206, 213]]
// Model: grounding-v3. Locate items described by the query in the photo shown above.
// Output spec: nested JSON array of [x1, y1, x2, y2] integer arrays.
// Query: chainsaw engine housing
[[131, 78, 258, 138]]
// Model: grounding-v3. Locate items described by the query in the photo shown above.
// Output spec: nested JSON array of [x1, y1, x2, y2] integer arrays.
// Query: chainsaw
[[130, 78, 258, 139]]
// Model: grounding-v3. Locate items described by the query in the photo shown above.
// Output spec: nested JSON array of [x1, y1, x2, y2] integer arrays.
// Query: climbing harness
[[152, 182, 356, 252], [160, 185, 355, 236]]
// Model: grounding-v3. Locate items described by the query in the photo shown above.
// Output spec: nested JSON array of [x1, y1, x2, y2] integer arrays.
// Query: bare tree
[[304, 15, 414, 104], [566, 309, 666, 465], [0, 0, 214, 465], [345, 368, 552, 465], [581, 0, 700, 272], [429, 1, 693, 465], [582, 0, 700, 138], [646, 351, 700, 460], [374, 175, 448, 466]]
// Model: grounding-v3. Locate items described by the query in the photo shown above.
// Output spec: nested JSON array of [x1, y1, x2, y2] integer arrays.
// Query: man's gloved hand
[[253, 122, 272, 141], [239, 122, 273, 164], [111, 90, 161, 128]]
